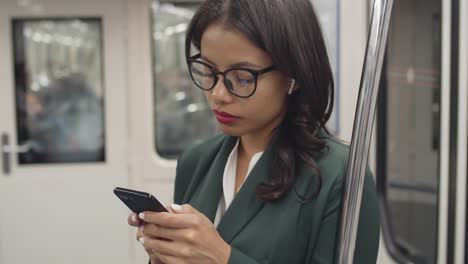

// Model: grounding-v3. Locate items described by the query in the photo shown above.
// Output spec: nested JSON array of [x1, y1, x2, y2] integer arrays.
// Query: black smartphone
[[113, 187, 168, 214]]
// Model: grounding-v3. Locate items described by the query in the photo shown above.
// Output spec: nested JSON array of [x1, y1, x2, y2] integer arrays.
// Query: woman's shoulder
[[295, 134, 375, 200], [316, 135, 353, 171], [173, 134, 230, 204], [320, 135, 375, 183]]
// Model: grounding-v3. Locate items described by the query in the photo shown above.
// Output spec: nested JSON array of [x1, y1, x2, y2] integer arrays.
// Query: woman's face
[[200, 23, 290, 138]]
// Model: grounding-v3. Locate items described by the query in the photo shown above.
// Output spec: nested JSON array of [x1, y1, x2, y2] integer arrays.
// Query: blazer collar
[[189, 136, 237, 224], [216, 144, 272, 243], [189, 135, 275, 243]]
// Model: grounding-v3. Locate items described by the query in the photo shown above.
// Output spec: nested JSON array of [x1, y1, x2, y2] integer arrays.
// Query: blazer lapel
[[189, 136, 238, 223], [216, 144, 273, 243]]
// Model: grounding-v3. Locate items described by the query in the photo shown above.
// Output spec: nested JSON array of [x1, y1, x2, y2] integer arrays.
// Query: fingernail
[[139, 237, 144, 245], [140, 225, 144, 232], [171, 204, 182, 211], [132, 214, 137, 223], [139, 213, 145, 220]]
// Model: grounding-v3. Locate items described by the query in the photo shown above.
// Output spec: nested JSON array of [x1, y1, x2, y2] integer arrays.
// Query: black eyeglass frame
[[186, 54, 276, 98]]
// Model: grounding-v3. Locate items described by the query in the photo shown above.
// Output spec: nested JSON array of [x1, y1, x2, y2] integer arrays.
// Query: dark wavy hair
[[185, 0, 334, 201]]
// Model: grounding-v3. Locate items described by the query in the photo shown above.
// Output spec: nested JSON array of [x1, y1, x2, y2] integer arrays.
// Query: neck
[[239, 132, 271, 158], [239, 118, 283, 158], [238, 107, 287, 158]]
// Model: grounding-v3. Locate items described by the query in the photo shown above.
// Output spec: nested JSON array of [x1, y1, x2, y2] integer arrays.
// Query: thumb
[[170, 204, 198, 214]]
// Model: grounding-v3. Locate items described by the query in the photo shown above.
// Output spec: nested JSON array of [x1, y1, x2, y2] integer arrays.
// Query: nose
[[209, 75, 234, 104]]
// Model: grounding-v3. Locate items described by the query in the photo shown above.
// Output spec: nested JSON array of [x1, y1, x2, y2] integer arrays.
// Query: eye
[[237, 77, 254, 85], [234, 72, 255, 85]]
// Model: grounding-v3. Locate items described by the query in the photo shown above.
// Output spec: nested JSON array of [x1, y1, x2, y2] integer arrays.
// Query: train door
[[376, 0, 468, 263], [0, 0, 131, 263]]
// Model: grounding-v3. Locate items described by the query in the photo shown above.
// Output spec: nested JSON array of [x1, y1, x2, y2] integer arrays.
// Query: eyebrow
[[200, 55, 264, 69]]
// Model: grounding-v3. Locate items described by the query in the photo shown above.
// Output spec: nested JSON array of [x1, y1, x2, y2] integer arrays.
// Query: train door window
[[151, 1, 217, 159], [378, 0, 442, 263], [12, 19, 105, 164]]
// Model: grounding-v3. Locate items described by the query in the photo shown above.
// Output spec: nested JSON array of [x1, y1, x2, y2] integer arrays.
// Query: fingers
[[136, 228, 161, 260], [150, 255, 169, 264], [166, 205, 175, 214], [140, 236, 177, 256], [135, 225, 144, 242], [139, 211, 201, 229], [128, 213, 142, 227], [154, 253, 183, 264], [157, 253, 184, 264], [170, 204, 199, 215], [142, 224, 192, 242], [140, 236, 184, 258], [129, 204, 174, 227], [128, 204, 197, 228]]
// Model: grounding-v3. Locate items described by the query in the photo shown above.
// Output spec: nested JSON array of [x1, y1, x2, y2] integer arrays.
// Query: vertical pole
[[335, 0, 394, 263]]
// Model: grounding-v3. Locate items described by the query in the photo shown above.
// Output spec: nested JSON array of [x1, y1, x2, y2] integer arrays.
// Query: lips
[[213, 110, 239, 124]]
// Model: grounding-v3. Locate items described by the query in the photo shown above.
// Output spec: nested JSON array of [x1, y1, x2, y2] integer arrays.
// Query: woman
[[128, 0, 380, 263]]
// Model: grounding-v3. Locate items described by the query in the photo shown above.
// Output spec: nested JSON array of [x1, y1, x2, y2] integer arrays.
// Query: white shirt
[[214, 140, 263, 227]]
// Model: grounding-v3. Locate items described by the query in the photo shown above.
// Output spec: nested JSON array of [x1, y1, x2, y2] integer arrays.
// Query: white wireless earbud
[[288, 79, 296, 95]]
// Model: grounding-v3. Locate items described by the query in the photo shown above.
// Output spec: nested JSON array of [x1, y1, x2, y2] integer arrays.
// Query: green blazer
[[174, 134, 380, 264]]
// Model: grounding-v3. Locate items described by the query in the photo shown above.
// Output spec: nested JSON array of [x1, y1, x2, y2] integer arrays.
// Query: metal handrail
[[335, 0, 394, 263]]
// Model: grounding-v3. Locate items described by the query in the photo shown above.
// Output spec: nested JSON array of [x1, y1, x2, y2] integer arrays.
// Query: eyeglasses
[[187, 54, 276, 98]]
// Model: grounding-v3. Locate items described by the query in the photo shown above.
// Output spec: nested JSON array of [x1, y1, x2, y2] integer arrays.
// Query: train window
[[377, 0, 441, 263], [151, 0, 340, 159], [312, 0, 340, 134], [151, 1, 217, 159], [12, 18, 105, 164]]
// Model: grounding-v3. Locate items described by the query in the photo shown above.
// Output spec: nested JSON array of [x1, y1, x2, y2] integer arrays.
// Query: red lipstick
[[213, 110, 239, 124]]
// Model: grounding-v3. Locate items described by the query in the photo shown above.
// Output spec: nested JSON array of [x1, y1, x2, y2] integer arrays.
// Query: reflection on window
[[152, 2, 217, 159], [378, 0, 441, 263], [13, 19, 105, 164]]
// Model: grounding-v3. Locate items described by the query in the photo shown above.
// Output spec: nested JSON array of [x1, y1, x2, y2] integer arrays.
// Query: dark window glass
[[13, 19, 105, 164], [378, 0, 441, 263]]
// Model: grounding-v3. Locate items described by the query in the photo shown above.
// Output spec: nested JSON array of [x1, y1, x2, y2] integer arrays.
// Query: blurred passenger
[[22, 73, 104, 162], [129, 0, 380, 263]]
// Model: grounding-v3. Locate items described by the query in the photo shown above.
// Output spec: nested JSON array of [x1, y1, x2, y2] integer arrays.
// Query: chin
[[217, 124, 244, 137]]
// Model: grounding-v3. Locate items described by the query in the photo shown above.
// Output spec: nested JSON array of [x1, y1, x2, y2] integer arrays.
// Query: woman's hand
[[128, 212, 165, 264], [138, 204, 231, 264]]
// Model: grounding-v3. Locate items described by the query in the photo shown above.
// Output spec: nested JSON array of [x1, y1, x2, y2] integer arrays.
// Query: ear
[[288, 79, 296, 95]]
